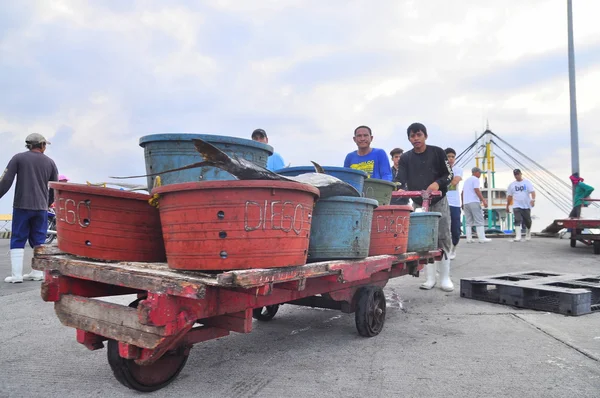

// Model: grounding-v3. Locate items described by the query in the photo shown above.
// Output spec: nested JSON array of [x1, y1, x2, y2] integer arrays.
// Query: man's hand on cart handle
[[391, 190, 442, 197], [426, 182, 439, 192]]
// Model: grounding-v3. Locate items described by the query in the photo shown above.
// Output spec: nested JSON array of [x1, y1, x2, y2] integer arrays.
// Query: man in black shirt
[[0, 133, 58, 283], [390, 148, 409, 205], [397, 122, 454, 291]]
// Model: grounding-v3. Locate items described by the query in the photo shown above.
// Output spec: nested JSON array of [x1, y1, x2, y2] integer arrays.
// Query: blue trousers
[[449, 205, 462, 246], [10, 208, 48, 249]]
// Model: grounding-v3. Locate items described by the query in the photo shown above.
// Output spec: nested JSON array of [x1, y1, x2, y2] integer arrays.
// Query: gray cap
[[471, 167, 482, 173], [25, 133, 50, 145]]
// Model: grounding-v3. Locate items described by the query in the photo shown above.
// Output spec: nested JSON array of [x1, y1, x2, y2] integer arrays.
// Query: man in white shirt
[[461, 167, 492, 243], [445, 148, 463, 259], [506, 169, 536, 241]]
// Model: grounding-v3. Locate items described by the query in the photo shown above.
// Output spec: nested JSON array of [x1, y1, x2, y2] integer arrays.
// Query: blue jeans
[[10, 208, 48, 249], [449, 206, 462, 246]]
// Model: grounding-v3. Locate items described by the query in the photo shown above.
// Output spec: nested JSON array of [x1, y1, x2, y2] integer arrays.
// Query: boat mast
[[484, 126, 493, 229]]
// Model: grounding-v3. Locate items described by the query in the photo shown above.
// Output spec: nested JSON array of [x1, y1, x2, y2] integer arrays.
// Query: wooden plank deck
[[33, 245, 439, 295]]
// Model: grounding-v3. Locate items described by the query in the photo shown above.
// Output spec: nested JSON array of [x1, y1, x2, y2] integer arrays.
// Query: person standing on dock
[[506, 169, 536, 242], [0, 133, 58, 283], [251, 129, 286, 172], [344, 126, 392, 181], [461, 167, 492, 243], [397, 122, 454, 292], [444, 148, 463, 259], [390, 148, 409, 205], [390, 148, 403, 181]]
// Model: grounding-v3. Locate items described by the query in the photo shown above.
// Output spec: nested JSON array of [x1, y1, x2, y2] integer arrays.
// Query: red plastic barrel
[[368, 205, 412, 256], [153, 180, 320, 271], [50, 183, 166, 262]]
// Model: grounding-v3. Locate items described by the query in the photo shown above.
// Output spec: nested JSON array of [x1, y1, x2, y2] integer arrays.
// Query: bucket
[[152, 180, 319, 270], [368, 205, 412, 256], [407, 212, 442, 252], [49, 182, 166, 262], [362, 178, 397, 205], [139, 133, 273, 189], [307, 196, 378, 261], [275, 166, 367, 192]]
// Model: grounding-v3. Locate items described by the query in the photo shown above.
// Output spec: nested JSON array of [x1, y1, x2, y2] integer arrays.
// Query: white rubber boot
[[23, 266, 44, 281], [419, 262, 437, 290], [477, 226, 492, 243], [465, 227, 474, 243], [438, 258, 454, 292], [4, 248, 24, 283], [525, 229, 532, 241], [449, 245, 457, 260], [512, 226, 522, 242]]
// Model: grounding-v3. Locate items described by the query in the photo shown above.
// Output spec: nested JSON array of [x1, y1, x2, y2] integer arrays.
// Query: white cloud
[[1, 0, 600, 229]]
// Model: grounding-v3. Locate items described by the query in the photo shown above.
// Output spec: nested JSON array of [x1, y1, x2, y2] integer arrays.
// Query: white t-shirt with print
[[507, 179, 535, 209], [446, 165, 463, 207], [462, 175, 482, 204]]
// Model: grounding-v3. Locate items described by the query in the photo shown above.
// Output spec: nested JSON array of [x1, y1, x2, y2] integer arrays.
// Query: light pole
[[567, 0, 580, 199]]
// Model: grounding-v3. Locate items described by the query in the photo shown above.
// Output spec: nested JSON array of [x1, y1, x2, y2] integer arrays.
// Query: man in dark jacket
[[0, 133, 58, 283], [397, 123, 454, 291], [390, 147, 409, 205]]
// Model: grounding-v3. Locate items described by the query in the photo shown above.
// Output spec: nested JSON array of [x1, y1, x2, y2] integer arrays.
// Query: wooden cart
[[33, 246, 441, 392]]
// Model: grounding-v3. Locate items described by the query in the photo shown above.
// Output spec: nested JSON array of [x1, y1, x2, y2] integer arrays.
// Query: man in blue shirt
[[343, 125, 392, 181], [251, 129, 286, 172]]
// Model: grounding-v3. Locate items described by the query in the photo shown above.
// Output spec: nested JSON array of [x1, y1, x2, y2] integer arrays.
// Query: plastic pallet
[[460, 271, 600, 316]]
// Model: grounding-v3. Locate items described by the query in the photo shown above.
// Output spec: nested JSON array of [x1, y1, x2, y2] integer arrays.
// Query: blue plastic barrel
[[139, 133, 273, 189], [407, 212, 442, 252], [275, 166, 367, 192], [308, 196, 379, 261]]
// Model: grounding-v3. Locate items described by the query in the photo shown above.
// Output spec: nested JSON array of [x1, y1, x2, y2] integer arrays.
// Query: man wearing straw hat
[[0, 133, 58, 283]]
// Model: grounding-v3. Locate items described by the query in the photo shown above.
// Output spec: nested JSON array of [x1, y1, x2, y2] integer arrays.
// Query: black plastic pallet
[[460, 271, 600, 316]]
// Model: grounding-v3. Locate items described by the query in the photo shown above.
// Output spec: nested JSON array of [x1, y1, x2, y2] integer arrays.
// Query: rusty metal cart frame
[[555, 199, 600, 254], [33, 246, 441, 392], [556, 217, 600, 254]]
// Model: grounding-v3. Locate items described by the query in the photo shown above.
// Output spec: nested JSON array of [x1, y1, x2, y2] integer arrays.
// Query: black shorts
[[513, 208, 532, 229]]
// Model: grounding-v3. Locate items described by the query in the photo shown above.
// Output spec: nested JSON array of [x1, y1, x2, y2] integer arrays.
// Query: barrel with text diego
[[49, 182, 166, 262], [152, 180, 320, 270], [368, 205, 413, 256]]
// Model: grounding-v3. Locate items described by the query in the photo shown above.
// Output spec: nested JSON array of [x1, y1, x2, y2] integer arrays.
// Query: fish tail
[[310, 161, 325, 174]]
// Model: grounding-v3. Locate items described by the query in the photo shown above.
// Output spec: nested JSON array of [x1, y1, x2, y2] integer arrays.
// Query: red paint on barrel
[[50, 183, 166, 262], [368, 205, 412, 256], [153, 180, 320, 271]]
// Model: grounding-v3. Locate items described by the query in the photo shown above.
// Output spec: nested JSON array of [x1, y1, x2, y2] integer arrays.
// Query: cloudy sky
[[1, 0, 600, 230]]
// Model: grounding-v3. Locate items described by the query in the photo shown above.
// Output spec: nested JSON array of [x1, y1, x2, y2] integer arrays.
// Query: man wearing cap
[[0, 133, 58, 283], [506, 169, 536, 242], [251, 129, 286, 172], [397, 122, 454, 291], [461, 167, 492, 243]]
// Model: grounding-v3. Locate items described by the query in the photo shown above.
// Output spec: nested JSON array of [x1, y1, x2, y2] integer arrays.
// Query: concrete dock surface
[[0, 237, 598, 398]]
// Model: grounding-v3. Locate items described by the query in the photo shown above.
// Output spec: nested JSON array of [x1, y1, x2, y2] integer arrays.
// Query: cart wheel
[[594, 241, 600, 255], [107, 339, 189, 392], [570, 239, 576, 248], [252, 305, 279, 321], [354, 286, 386, 337]]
